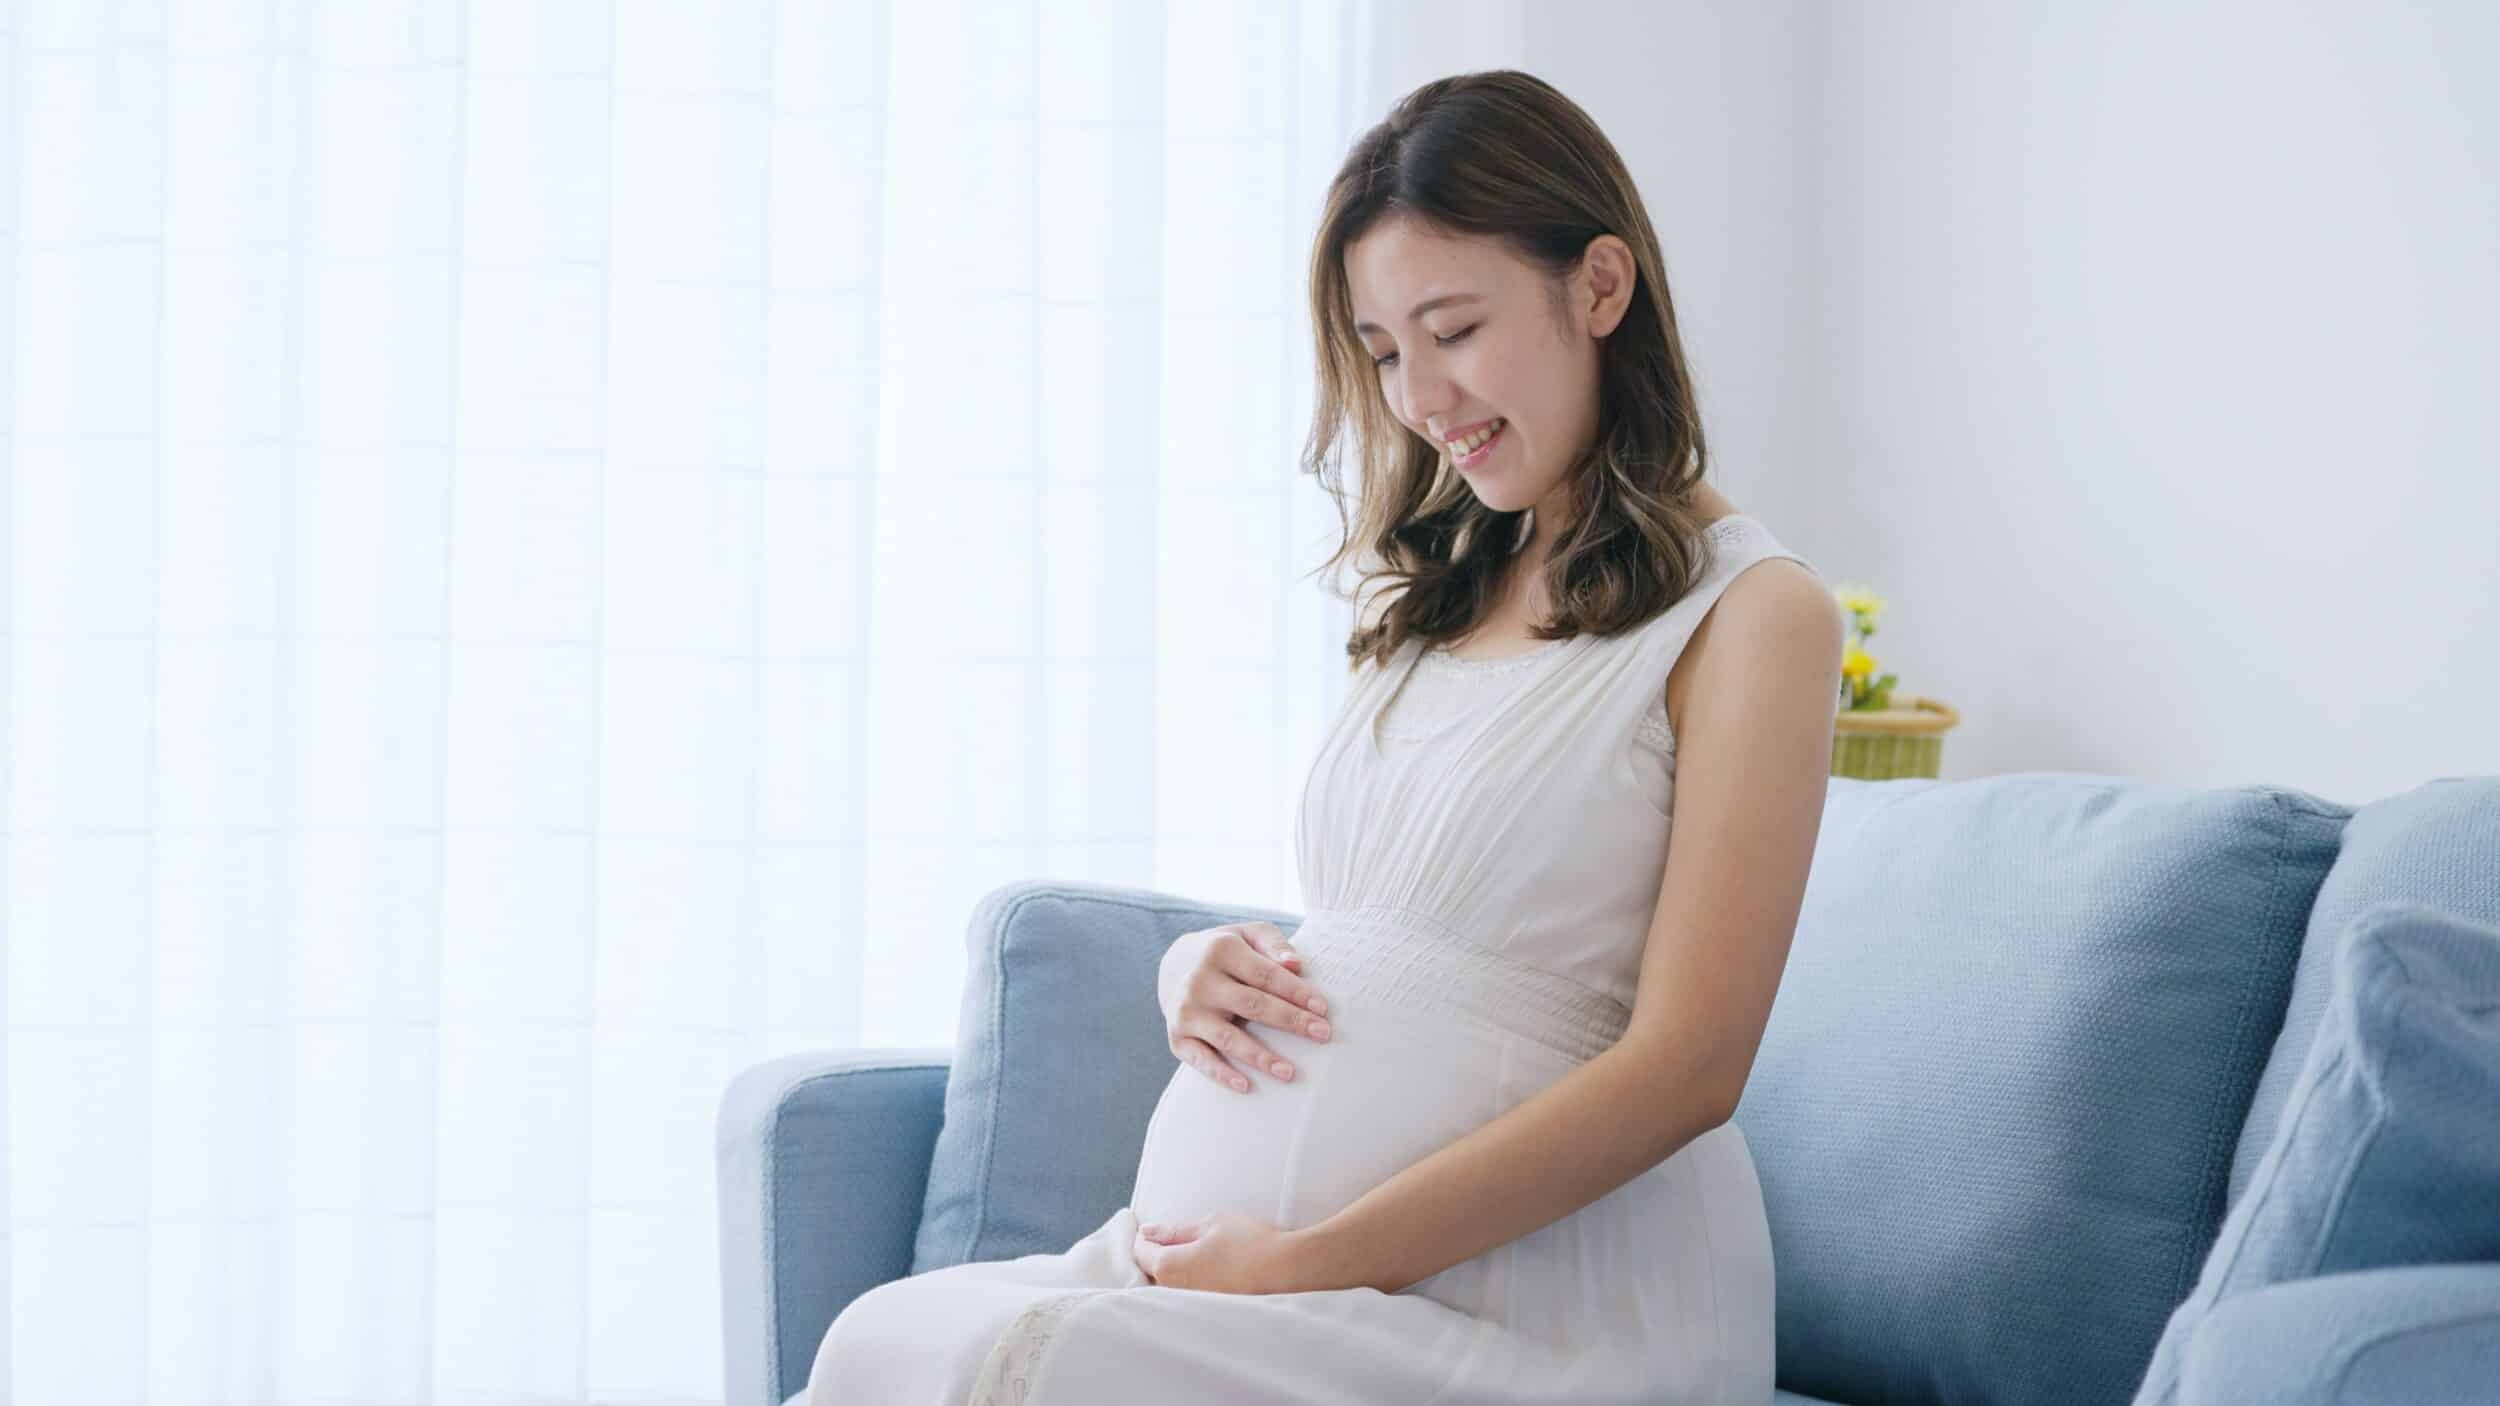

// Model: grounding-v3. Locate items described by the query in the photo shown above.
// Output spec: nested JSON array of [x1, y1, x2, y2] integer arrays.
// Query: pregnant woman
[[808, 68, 1843, 1406]]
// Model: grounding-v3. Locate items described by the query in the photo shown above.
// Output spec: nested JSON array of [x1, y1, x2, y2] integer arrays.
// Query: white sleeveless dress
[[807, 514, 1817, 1406]]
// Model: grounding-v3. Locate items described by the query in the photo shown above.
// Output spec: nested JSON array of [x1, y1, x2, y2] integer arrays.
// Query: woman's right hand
[[1158, 921, 1333, 1093]]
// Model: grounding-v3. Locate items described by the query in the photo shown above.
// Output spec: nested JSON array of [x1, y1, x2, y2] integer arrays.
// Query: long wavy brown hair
[[1303, 70, 1724, 671]]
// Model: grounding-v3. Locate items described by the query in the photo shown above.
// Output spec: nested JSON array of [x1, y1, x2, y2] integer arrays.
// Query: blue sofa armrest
[[716, 1047, 953, 1406], [2176, 1263, 2500, 1405]]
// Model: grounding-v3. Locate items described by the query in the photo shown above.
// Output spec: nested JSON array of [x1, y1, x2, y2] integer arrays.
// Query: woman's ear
[[1578, 234, 1637, 339]]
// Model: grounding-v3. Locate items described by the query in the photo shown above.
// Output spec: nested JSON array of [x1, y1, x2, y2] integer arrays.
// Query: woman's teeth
[[1451, 419, 1505, 458]]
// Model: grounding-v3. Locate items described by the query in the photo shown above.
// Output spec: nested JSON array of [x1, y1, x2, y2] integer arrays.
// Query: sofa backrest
[[2228, 775, 2500, 1208], [1730, 774, 2349, 1406]]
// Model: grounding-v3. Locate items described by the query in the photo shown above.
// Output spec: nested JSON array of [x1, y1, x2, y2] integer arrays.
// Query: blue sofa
[[718, 772, 2500, 1406]]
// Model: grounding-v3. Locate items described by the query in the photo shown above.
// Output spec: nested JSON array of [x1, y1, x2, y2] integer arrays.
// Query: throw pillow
[[1732, 773, 2348, 1406], [2132, 899, 2500, 1405]]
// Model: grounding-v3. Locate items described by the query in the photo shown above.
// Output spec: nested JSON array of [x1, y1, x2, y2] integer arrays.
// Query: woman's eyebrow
[[1354, 292, 1483, 336]]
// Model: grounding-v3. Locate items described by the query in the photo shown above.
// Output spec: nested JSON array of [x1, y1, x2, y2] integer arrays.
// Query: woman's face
[[1344, 214, 1630, 523]]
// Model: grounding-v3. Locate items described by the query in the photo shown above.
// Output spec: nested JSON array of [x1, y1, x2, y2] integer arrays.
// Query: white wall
[[1806, 1, 2499, 802], [1357, 1, 2498, 805]]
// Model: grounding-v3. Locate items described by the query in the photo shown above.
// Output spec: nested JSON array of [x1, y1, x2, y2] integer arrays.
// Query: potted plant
[[1830, 583, 1959, 779]]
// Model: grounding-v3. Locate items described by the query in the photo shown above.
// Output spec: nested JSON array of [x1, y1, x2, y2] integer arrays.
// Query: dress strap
[[1611, 515, 1819, 717]]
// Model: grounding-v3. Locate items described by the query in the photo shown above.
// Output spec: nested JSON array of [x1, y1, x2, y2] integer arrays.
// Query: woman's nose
[[1397, 363, 1456, 429]]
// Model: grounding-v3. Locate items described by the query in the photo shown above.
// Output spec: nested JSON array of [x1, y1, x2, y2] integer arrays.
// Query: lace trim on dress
[[1634, 696, 1676, 756], [1630, 517, 1750, 755], [968, 1290, 1101, 1406], [1627, 516, 1748, 758], [1423, 633, 1569, 673], [1376, 650, 1559, 744], [1290, 904, 1633, 1063], [1376, 515, 1747, 752]]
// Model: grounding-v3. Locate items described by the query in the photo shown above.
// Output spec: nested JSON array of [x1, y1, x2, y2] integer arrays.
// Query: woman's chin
[[1466, 482, 1535, 514], [1459, 459, 1545, 512]]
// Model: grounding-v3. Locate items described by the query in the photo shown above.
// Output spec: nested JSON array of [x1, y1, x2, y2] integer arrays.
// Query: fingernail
[[1311, 996, 1329, 1015], [1311, 1020, 1331, 1039]]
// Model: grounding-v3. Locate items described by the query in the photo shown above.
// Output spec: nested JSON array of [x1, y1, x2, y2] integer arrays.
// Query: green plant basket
[[1830, 696, 1960, 780]]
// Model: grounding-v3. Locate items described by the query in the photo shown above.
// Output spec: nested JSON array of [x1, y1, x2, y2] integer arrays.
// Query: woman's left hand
[[1131, 1213, 1314, 1295]]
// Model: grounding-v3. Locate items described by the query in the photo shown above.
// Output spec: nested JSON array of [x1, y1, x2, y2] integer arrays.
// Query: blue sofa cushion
[[2132, 901, 2500, 1405], [2229, 776, 2500, 1206], [2173, 1264, 2500, 1406], [1731, 774, 2348, 1406], [909, 880, 1301, 1274]]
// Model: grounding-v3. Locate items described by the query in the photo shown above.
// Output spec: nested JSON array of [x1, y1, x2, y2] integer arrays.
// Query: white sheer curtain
[[2, 0, 1378, 1400]]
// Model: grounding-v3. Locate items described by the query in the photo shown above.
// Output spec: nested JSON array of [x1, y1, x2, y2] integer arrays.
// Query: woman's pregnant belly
[[1126, 992, 1560, 1235]]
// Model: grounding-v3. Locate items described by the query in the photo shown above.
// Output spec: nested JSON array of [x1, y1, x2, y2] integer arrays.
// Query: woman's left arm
[[1284, 561, 1846, 1297]]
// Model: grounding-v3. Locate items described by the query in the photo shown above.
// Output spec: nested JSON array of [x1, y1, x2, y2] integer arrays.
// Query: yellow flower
[[1842, 646, 1875, 680], [1834, 584, 1885, 620]]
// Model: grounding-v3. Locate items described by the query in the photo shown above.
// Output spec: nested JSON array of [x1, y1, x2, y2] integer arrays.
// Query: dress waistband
[[1287, 904, 1631, 1064]]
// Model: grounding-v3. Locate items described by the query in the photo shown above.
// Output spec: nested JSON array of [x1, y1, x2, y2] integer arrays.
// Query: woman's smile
[[1450, 417, 1507, 469]]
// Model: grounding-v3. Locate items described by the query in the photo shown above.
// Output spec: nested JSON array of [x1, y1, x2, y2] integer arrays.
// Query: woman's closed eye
[[1372, 323, 1478, 369]]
